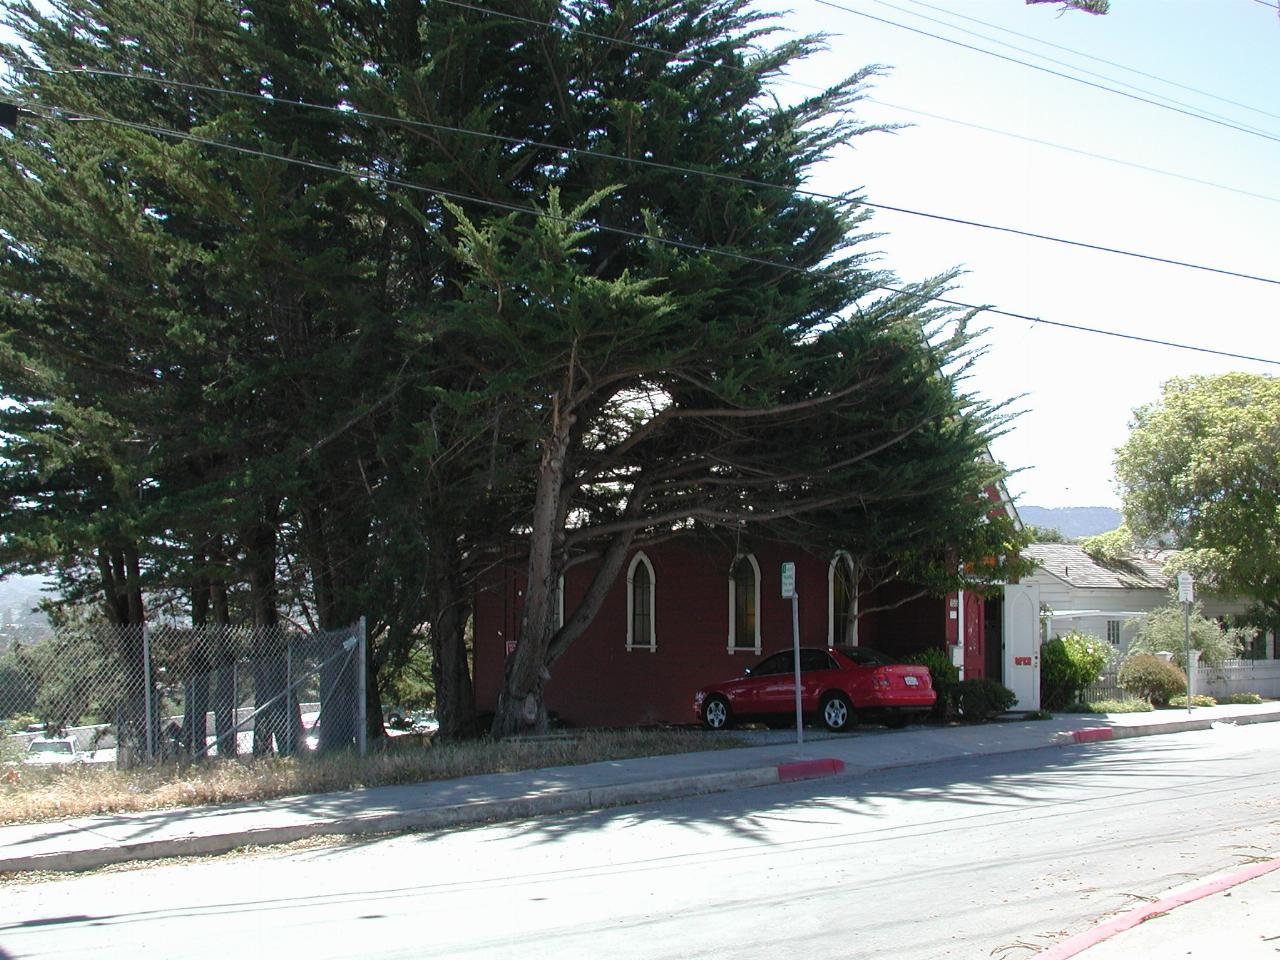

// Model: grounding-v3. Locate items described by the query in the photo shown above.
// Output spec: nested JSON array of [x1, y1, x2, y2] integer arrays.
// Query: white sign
[[1177, 570, 1194, 604], [780, 562, 796, 599]]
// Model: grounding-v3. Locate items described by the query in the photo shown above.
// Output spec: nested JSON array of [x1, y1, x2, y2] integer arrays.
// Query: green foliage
[[954, 678, 1017, 720], [1117, 654, 1187, 706], [1116, 374, 1280, 620], [380, 638, 435, 712], [907, 647, 960, 718], [1064, 699, 1154, 714], [1026, 525, 1068, 543], [1126, 595, 1246, 669], [1219, 692, 1264, 705], [1040, 630, 1114, 709], [1168, 694, 1217, 708], [1079, 526, 1137, 564]]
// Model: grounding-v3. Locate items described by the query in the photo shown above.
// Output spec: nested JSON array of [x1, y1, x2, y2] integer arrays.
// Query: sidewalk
[[2, 702, 1277, 877]]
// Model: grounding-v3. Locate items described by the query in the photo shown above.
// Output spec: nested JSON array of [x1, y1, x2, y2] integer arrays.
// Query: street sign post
[[782, 562, 802, 744], [1177, 571, 1193, 713]]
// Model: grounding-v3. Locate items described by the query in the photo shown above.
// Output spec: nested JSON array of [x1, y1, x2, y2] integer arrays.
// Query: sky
[[2, 2, 1277, 515], [750, 0, 1280, 509]]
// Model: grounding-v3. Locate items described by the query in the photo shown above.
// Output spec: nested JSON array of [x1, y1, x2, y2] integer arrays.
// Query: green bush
[[1117, 654, 1187, 707], [1220, 692, 1264, 705], [1064, 699, 1153, 714], [1040, 631, 1113, 710], [1168, 694, 1217, 708], [955, 678, 1017, 721], [907, 648, 960, 718]]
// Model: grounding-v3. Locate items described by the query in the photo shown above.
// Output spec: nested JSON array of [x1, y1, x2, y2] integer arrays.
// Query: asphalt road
[[2, 723, 1277, 960]]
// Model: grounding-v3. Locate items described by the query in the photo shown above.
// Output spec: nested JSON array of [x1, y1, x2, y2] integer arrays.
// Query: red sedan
[[693, 645, 935, 732]]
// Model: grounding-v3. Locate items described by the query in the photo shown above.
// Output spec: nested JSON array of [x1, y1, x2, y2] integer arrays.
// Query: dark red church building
[[472, 500, 1019, 728]]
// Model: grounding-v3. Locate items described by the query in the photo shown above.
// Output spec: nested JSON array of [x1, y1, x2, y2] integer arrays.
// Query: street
[[2, 723, 1278, 959]]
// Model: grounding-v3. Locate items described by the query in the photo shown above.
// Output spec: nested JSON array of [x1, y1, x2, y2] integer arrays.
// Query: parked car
[[23, 737, 81, 765], [693, 645, 935, 732]]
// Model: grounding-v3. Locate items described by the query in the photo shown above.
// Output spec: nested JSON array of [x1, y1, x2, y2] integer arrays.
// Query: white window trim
[[827, 551, 858, 647], [625, 552, 656, 652], [727, 553, 762, 654]]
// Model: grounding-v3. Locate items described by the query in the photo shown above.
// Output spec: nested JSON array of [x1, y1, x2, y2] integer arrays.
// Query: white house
[[1021, 543, 1275, 660]]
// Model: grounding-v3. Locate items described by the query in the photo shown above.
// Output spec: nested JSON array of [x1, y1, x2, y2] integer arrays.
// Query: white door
[[1003, 582, 1041, 711]]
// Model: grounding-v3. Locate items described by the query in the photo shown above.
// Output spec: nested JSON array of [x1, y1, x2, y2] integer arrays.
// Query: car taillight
[[872, 675, 891, 689]]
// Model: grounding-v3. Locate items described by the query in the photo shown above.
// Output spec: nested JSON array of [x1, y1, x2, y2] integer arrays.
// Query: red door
[[963, 592, 985, 679]]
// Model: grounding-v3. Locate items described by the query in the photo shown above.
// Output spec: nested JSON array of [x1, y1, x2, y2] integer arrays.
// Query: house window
[[626, 553, 656, 651], [828, 552, 857, 646], [728, 554, 761, 653], [1107, 620, 1122, 647]]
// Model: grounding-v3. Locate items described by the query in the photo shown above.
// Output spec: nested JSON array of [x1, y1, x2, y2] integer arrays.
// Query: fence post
[[286, 637, 294, 754], [357, 616, 367, 757], [142, 626, 155, 763]]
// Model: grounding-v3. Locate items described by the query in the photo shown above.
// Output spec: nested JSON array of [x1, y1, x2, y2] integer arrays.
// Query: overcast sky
[[753, 0, 1280, 508]]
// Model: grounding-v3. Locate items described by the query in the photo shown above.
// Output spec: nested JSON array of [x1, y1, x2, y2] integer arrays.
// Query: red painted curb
[[776, 758, 846, 782], [1072, 727, 1114, 744], [1036, 857, 1280, 960]]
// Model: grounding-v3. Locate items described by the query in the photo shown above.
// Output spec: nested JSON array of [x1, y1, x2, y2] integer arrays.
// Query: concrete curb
[[1, 760, 847, 874], [1035, 857, 1280, 959], [1055, 708, 1276, 746]]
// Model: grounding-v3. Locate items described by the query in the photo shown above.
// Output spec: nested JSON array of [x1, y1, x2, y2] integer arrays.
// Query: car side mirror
[[743, 667, 753, 676]]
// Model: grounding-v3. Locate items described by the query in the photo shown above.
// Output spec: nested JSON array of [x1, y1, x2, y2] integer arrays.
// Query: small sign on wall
[[505, 640, 517, 657], [1014, 656, 1032, 666]]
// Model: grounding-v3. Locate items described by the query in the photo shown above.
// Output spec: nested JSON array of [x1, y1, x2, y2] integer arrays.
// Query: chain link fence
[[1, 619, 366, 767]]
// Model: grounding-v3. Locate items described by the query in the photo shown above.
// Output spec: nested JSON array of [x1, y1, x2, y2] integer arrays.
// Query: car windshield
[[29, 740, 73, 754], [833, 645, 898, 667]]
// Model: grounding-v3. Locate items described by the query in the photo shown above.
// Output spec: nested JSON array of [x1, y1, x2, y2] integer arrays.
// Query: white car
[[23, 737, 80, 765]]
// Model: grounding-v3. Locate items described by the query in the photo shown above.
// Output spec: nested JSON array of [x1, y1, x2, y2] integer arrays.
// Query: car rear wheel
[[821, 692, 855, 732], [702, 695, 732, 731]]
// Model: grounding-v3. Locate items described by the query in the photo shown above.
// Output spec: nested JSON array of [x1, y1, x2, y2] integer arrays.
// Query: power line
[[811, 0, 1280, 146], [858, 0, 1280, 139], [33, 67, 1280, 288], [10, 99, 1279, 369], [889, 0, 1280, 125], [424, 2, 1280, 208], [864, 96, 1280, 206]]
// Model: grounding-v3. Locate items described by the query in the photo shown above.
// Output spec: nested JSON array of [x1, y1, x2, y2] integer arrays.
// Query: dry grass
[[0, 728, 744, 825]]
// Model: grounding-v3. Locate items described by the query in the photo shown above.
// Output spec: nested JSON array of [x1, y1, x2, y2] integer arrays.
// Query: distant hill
[[1019, 506, 1122, 539], [0, 575, 53, 650]]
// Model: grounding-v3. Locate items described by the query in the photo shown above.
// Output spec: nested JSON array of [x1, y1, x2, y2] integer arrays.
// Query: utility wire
[[426, 2, 1280, 209], [811, 0, 1280, 146], [858, 0, 1279, 138], [32, 67, 1280, 288], [9, 98, 1278, 369], [886, 0, 1280, 125], [866, 96, 1280, 206]]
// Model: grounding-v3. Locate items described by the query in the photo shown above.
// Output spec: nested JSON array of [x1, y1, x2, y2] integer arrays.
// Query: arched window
[[829, 552, 857, 646], [728, 554, 761, 653], [626, 552, 656, 651]]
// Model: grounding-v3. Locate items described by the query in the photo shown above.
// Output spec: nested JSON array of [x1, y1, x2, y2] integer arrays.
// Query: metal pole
[[1184, 601, 1191, 714], [791, 594, 803, 745], [142, 627, 154, 763], [356, 616, 368, 756], [286, 639, 294, 752]]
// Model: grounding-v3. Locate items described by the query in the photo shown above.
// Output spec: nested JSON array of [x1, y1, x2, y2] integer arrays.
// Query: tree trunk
[[492, 406, 574, 737], [428, 541, 476, 740]]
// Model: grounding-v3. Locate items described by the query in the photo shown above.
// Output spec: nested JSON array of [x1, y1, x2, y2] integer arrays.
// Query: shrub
[[1126, 595, 1247, 669], [1220, 692, 1264, 705], [907, 648, 960, 718], [1169, 694, 1217, 708], [1064, 699, 1153, 714], [1117, 654, 1187, 706], [1040, 631, 1113, 709], [955, 678, 1017, 721]]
